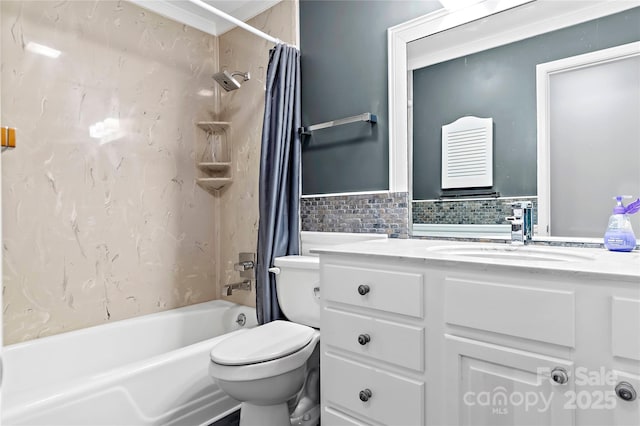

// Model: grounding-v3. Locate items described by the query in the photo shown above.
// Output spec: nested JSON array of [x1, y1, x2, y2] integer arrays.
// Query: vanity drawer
[[323, 264, 423, 318], [323, 353, 424, 426], [323, 407, 371, 426], [445, 277, 575, 347], [323, 307, 424, 371]]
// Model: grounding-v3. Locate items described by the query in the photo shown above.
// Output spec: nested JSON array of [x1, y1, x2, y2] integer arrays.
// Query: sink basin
[[427, 244, 595, 262]]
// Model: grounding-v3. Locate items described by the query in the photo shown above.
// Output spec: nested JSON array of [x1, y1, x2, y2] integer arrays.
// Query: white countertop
[[311, 239, 640, 281]]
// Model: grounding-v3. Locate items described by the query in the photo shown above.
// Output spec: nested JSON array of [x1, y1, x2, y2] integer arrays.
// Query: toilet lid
[[210, 320, 315, 366]]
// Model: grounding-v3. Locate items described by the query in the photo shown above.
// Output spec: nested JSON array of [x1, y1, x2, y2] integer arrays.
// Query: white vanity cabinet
[[444, 335, 574, 426], [441, 271, 577, 425], [318, 241, 640, 426], [320, 260, 427, 425], [608, 292, 640, 426], [440, 271, 640, 426]]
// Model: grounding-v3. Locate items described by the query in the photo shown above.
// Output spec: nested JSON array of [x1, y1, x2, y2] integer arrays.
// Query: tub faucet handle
[[234, 260, 254, 272], [235, 253, 256, 280]]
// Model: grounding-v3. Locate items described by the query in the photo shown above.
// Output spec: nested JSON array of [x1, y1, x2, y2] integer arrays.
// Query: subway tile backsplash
[[301, 192, 409, 238], [412, 198, 538, 226], [300, 194, 540, 239]]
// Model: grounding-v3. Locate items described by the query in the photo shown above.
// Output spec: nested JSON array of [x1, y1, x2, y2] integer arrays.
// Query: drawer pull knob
[[357, 284, 370, 295], [551, 367, 569, 385], [616, 382, 637, 402], [357, 334, 371, 345], [359, 388, 372, 402]]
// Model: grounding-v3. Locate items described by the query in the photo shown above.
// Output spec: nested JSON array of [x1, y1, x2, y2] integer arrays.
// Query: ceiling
[[131, 0, 283, 36]]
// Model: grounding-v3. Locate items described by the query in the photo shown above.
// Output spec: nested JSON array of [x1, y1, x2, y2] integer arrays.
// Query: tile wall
[[216, 1, 298, 308], [1, 0, 220, 344], [412, 198, 538, 225], [301, 192, 409, 238], [2, 0, 298, 344]]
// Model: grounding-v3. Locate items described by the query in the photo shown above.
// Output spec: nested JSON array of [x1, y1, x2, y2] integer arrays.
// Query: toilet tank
[[273, 255, 320, 328]]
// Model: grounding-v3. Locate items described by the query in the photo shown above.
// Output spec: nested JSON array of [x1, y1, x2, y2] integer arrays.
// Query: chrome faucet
[[505, 201, 533, 244], [234, 260, 254, 272], [224, 279, 252, 296]]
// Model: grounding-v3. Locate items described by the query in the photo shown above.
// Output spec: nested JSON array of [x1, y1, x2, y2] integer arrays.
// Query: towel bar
[[299, 113, 377, 136]]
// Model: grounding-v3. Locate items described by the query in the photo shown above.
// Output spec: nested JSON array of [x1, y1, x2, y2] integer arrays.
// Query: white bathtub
[[3, 300, 257, 426]]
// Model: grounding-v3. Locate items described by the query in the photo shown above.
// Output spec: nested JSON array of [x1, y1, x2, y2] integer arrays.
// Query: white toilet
[[209, 255, 320, 426]]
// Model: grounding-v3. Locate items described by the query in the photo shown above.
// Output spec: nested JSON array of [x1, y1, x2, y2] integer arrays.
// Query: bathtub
[[2, 300, 258, 426]]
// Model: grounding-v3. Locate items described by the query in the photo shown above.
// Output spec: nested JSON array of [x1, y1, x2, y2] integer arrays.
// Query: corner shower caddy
[[196, 121, 232, 192]]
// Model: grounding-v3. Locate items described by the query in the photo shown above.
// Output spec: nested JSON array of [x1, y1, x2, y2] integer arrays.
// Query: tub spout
[[224, 279, 252, 296]]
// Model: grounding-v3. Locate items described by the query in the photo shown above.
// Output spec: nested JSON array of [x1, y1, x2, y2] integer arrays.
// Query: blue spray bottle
[[604, 196, 640, 252]]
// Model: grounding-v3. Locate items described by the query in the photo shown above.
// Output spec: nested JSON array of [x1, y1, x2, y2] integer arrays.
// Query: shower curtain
[[256, 43, 301, 325]]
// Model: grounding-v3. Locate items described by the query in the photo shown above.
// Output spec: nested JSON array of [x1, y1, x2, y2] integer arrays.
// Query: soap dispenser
[[604, 196, 640, 252]]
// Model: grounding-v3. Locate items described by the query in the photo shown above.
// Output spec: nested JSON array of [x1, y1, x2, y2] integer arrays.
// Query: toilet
[[209, 255, 320, 426]]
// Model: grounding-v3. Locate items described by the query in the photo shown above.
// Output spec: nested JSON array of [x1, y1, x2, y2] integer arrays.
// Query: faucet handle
[[511, 201, 532, 209], [234, 260, 254, 272], [235, 252, 256, 279], [509, 201, 532, 220]]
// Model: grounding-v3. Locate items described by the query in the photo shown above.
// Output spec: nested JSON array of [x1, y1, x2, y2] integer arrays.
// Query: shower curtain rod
[[187, 0, 283, 45]]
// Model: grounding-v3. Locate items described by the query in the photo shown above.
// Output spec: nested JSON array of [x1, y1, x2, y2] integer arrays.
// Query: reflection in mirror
[[406, 4, 640, 239], [538, 43, 640, 238]]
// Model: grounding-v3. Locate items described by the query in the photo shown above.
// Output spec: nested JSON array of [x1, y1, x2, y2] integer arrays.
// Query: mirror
[[388, 0, 640, 240]]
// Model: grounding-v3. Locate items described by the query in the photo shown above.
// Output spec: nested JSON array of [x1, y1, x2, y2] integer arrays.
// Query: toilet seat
[[210, 320, 315, 366], [209, 326, 320, 382]]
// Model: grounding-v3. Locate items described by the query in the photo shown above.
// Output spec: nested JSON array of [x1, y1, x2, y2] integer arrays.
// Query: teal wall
[[412, 6, 640, 200], [299, 0, 441, 195]]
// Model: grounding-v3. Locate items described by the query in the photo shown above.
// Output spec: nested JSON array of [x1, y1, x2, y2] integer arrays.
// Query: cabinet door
[[609, 296, 640, 425], [445, 335, 574, 426]]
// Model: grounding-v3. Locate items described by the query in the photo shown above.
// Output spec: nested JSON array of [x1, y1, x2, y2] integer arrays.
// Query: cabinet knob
[[357, 284, 370, 295], [551, 367, 569, 385], [615, 382, 637, 402], [357, 334, 371, 345], [359, 388, 372, 402]]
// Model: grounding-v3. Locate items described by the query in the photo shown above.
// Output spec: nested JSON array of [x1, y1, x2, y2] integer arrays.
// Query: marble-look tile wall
[[217, 1, 298, 308], [1, 1, 220, 344]]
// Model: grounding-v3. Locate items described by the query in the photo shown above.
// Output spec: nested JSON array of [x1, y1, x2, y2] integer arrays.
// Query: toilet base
[[239, 401, 290, 426]]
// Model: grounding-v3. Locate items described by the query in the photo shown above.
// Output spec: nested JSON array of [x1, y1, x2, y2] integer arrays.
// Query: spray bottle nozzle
[[625, 198, 640, 215], [614, 195, 632, 202], [613, 196, 640, 215]]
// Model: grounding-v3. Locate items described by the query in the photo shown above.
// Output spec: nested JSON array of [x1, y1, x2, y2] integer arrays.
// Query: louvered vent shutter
[[441, 116, 493, 189]]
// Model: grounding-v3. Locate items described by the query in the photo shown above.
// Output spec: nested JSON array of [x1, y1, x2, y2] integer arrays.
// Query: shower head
[[212, 70, 251, 92]]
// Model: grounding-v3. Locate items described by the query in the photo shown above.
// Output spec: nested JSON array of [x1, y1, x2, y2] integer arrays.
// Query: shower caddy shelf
[[197, 177, 233, 190], [195, 121, 232, 192], [197, 161, 231, 172]]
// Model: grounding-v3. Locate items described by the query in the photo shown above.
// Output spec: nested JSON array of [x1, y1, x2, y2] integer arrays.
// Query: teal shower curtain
[[256, 43, 301, 324]]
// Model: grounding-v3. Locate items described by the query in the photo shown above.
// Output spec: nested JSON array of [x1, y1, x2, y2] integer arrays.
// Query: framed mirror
[[388, 0, 640, 240]]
